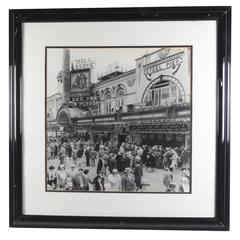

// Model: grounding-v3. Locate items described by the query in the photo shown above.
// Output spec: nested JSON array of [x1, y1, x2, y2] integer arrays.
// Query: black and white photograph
[[46, 46, 192, 193], [8, 5, 231, 231]]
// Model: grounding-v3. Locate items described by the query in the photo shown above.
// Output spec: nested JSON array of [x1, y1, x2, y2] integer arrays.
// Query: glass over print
[[46, 46, 192, 193]]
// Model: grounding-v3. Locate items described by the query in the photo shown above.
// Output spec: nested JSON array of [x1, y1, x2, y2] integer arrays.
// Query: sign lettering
[[73, 58, 94, 70], [144, 56, 183, 80]]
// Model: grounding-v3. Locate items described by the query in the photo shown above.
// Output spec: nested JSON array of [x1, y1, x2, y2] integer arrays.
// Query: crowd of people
[[47, 135, 191, 193]]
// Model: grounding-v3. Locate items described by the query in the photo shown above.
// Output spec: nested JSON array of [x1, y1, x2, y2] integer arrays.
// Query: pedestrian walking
[[179, 168, 190, 192], [121, 168, 136, 192], [90, 147, 97, 167], [134, 160, 143, 190], [163, 168, 173, 192], [77, 145, 84, 166], [108, 169, 121, 191], [85, 146, 91, 167], [72, 168, 88, 191], [93, 174, 105, 191], [56, 164, 67, 190], [47, 165, 57, 189]]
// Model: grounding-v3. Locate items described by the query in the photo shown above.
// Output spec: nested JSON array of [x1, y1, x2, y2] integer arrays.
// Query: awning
[[127, 117, 190, 125], [56, 107, 89, 125]]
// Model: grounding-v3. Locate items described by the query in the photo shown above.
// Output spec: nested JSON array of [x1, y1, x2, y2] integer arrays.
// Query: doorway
[[118, 134, 126, 146]]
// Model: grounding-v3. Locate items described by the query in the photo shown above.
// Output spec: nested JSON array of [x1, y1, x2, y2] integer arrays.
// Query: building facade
[[47, 92, 63, 136], [48, 47, 191, 148]]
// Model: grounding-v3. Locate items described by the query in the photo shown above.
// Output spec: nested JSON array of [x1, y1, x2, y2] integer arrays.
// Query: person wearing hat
[[181, 147, 190, 169], [121, 168, 136, 192], [146, 149, 156, 172], [108, 169, 121, 191], [166, 182, 177, 192], [85, 146, 91, 167], [54, 140, 59, 159], [116, 151, 124, 173], [93, 175, 105, 191], [179, 168, 190, 192], [90, 147, 97, 167], [77, 144, 84, 166], [56, 164, 67, 190], [96, 154, 105, 175], [72, 144, 78, 165], [72, 168, 88, 191], [108, 153, 117, 174], [116, 151, 130, 174], [142, 145, 148, 165], [47, 145, 51, 161], [50, 141, 55, 160], [163, 168, 173, 191], [155, 147, 163, 169], [67, 164, 77, 181], [137, 146, 143, 158], [83, 169, 93, 191], [170, 149, 179, 171], [133, 159, 143, 190], [65, 177, 73, 191], [47, 165, 57, 189]]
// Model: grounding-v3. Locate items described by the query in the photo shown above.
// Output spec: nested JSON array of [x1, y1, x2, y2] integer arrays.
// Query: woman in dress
[[77, 144, 84, 167], [108, 169, 121, 191], [179, 168, 190, 192]]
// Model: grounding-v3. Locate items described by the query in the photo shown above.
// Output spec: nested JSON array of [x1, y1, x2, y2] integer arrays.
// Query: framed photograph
[[9, 7, 231, 230]]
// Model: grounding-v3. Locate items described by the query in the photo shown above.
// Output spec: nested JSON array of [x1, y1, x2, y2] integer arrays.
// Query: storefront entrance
[[118, 134, 126, 146], [141, 133, 185, 147]]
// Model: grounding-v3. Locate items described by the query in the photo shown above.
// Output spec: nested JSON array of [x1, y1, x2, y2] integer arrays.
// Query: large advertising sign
[[71, 69, 90, 90], [73, 58, 94, 70], [144, 52, 184, 80]]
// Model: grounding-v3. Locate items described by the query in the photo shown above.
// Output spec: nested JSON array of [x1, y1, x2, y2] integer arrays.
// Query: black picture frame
[[9, 7, 231, 230]]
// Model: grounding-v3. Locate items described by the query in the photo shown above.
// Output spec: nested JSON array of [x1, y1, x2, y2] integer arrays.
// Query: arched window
[[102, 89, 112, 114], [105, 92, 112, 100], [95, 92, 101, 100], [116, 88, 125, 98], [57, 109, 71, 125], [103, 89, 112, 100], [142, 75, 185, 107], [94, 92, 101, 115], [115, 86, 126, 108]]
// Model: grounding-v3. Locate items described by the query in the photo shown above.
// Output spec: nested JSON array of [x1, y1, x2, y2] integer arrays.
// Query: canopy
[[56, 107, 89, 125]]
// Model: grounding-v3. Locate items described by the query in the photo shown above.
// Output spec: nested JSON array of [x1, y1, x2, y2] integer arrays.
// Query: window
[[161, 87, 170, 99], [154, 89, 159, 105], [108, 102, 111, 114], [116, 88, 125, 98], [158, 88, 162, 105], [171, 85, 177, 97], [178, 88, 183, 102], [143, 77, 185, 107], [121, 99, 124, 106], [105, 92, 111, 100], [104, 101, 112, 114]]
